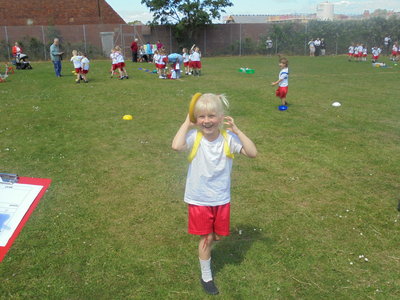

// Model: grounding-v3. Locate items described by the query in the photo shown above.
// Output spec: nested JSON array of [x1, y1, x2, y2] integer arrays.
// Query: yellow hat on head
[[188, 93, 202, 123]]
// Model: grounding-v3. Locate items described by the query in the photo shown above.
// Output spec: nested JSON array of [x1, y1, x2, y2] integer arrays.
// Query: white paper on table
[[0, 183, 43, 247]]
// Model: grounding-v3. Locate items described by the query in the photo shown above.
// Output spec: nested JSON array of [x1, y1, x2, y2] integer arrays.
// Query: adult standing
[[320, 38, 326, 56], [50, 38, 64, 77], [265, 37, 273, 56], [384, 36, 391, 55], [314, 38, 321, 56], [145, 42, 153, 62], [308, 38, 315, 56], [156, 40, 163, 50], [130, 38, 139, 62]]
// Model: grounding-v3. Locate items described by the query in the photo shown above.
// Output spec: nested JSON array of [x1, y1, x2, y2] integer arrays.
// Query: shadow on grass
[[212, 224, 272, 275]]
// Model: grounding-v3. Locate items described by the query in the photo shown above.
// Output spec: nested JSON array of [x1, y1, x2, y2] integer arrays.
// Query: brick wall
[[0, 0, 125, 26]]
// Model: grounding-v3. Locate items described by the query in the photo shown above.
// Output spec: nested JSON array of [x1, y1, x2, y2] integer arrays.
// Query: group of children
[[110, 46, 129, 79], [69, 44, 203, 82], [70, 50, 90, 83], [347, 44, 371, 62], [347, 42, 400, 63], [152, 45, 202, 79]]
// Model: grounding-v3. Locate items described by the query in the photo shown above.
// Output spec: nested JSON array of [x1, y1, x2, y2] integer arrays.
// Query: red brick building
[[0, 0, 125, 26]]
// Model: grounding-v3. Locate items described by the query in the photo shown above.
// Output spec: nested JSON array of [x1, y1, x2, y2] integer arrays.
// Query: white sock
[[199, 257, 213, 282]]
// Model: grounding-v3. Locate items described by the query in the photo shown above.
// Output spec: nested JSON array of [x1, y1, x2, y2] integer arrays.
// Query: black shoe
[[125, 76, 129, 79], [75, 80, 80, 84], [120, 76, 124, 80], [200, 279, 219, 295]]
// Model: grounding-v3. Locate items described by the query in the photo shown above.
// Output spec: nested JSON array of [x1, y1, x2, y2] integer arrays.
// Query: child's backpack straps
[[221, 130, 235, 159], [188, 131, 203, 162], [187, 130, 234, 162]]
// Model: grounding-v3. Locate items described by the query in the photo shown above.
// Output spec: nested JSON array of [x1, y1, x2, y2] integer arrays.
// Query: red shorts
[[276, 86, 288, 99], [118, 62, 125, 69], [188, 203, 230, 236], [156, 63, 166, 69], [74, 68, 81, 73], [348, 53, 353, 57], [81, 69, 89, 74], [372, 55, 379, 60], [184, 62, 189, 67], [112, 64, 119, 71], [392, 51, 398, 56], [191, 61, 202, 69]]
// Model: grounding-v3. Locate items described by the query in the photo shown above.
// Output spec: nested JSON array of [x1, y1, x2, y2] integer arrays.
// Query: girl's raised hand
[[224, 116, 239, 134]]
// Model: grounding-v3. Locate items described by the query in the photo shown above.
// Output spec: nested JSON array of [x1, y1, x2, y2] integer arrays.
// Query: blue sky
[[106, 0, 400, 23]]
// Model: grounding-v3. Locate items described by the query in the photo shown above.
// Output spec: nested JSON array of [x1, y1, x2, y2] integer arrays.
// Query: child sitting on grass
[[172, 93, 257, 295]]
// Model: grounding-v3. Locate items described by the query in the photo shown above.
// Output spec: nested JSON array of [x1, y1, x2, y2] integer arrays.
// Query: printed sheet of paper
[[0, 183, 43, 247]]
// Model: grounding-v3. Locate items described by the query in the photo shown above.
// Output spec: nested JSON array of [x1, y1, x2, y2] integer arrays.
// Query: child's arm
[[224, 116, 257, 158], [172, 114, 194, 151], [271, 78, 283, 86]]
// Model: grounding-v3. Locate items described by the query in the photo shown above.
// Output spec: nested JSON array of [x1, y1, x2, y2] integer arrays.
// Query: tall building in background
[[316, 2, 334, 20]]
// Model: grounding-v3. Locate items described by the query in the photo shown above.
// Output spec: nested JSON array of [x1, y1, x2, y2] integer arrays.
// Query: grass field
[[0, 55, 399, 299]]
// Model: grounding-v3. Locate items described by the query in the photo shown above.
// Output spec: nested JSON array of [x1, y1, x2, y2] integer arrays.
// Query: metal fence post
[[204, 27, 206, 56], [239, 23, 242, 56], [120, 24, 125, 57], [41, 26, 47, 60], [83, 24, 87, 53], [4, 26, 11, 60]]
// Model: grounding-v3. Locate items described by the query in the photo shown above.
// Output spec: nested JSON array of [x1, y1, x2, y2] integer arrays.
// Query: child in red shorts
[[80, 52, 90, 83], [172, 93, 257, 295], [271, 57, 289, 105], [70, 50, 82, 83]]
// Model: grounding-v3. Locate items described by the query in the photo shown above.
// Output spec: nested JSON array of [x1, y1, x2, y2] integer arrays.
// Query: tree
[[141, 0, 233, 45]]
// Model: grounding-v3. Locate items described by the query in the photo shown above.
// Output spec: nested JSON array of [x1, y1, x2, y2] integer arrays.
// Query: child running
[[172, 93, 257, 295], [80, 53, 90, 83], [70, 50, 82, 83], [110, 48, 121, 78], [271, 57, 289, 106], [115, 46, 129, 79]]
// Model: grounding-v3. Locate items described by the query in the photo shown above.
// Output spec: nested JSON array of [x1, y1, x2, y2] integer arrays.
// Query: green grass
[[0, 55, 399, 299]]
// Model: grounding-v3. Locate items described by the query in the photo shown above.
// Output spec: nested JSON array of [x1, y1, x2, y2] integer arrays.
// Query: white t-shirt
[[81, 57, 90, 70], [183, 53, 189, 62], [115, 51, 124, 63], [184, 129, 243, 206], [191, 52, 201, 62], [348, 46, 354, 54], [70, 55, 82, 68], [156, 54, 167, 66], [278, 67, 289, 87], [362, 47, 367, 55], [110, 52, 118, 64]]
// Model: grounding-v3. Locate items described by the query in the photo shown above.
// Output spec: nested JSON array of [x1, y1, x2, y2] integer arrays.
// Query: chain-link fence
[[1, 20, 397, 61]]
